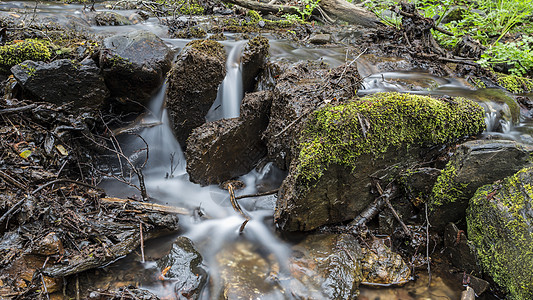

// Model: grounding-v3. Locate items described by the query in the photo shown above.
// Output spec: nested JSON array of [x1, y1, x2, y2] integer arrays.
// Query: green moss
[[186, 39, 225, 61], [0, 39, 51, 72], [430, 162, 469, 207], [467, 167, 533, 300], [497, 73, 533, 93], [295, 92, 486, 183], [222, 11, 294, 33], [172, 27, 207, 39]]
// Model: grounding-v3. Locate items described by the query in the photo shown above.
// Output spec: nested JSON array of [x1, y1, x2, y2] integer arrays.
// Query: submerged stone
[[361, 239, 411, 286], [276, 92, 485, 231], [430, 140, 533, 229], [166, 39, 226, 147], [156, 237, 207, 299], [289, 233, 363, 299], [467, 167, 533, 300]]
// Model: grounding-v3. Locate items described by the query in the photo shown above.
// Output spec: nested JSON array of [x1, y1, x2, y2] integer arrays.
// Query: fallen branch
[[234, 188, 279, 200], [348, 184, 397, 230], [101, 197, 189, 215], [376, 182, 412, 237], [227, 184, 251, 234]]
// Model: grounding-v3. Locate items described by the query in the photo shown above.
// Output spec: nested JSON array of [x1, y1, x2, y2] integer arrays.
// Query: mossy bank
[[275, 92, 486, 231]]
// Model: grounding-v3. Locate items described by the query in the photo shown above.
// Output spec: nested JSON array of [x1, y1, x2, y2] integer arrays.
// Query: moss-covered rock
[[497, 73, 533, 94], [430, 140, 533, 229], [467, 167, 533, 300], [275, 92, 485, 231], [0, 40, 51, 72]]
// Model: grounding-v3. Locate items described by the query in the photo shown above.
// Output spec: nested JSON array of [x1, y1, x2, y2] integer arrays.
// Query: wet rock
[[100, 30, 173, 112], [241, 36, 269, 93], [461, 286, 475, 300], [186, 91, 273, 185], [430, 140, 533, 230], [11, 59, 108, 109], [215, 241, 284, 299], [275, 93, 485, 231], [309, 33, 331, 44], [400, 167, 441, 204], [467, 166, 533, 300], [289, 233, 363, 299], [31, 232, 64, 256], [94, 11, 132, 26], [156, 237, 206, 299], [264, 61, 360, 170], [463, 274, 490, 296], [361, 239, 411, 285], [166, 40, 226, 147], [443, 223, 481, 275]]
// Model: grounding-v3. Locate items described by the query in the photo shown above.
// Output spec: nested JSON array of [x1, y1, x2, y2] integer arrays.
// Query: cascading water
[[206, 41, 246, 121]]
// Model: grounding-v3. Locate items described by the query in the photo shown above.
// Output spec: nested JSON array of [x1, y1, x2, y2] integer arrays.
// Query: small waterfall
[[206, 41, 246, 121]]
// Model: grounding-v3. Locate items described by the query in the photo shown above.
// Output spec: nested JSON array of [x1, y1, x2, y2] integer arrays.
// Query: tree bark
[[224, 0, 380, 27]]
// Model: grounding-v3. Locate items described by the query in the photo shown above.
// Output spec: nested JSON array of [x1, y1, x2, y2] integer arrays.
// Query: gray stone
[[241, 36, 269, 93], [186, 91, 273, 185], [11, 59, 108, 109], [100, 30, 173, 111], [443, 222, 481, 275], [94, 11, 132, 26], [309, 33, 331, 44]]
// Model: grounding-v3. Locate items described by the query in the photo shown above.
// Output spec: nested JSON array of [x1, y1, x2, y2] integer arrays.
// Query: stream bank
[[0, 1, 532, 299]]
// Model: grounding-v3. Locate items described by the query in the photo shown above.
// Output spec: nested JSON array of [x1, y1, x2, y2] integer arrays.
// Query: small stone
[[32, 232, 64, 256], [309, 33, 331, 45]]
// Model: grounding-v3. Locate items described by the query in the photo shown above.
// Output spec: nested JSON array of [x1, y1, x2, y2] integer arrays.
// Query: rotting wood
[[348, 184, 397, 230]]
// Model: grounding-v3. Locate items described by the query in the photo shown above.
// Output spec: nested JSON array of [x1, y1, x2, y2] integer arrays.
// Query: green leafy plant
[[478, 36, 533, 76], [282, 0, 320, 22]]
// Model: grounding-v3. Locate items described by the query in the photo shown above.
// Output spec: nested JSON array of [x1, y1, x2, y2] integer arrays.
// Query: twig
[[0, 170, 26, 191], [348, 184, 397, 230], [234, 188, 279, 200], [227, 184, 251, 234], [139, 222, 145, 263], [425, 202, 431, 286], [0, 104, 37, 115], [32, 178, 102, 195], [376, 182, 411, 237], [0, 198, 26, 226]]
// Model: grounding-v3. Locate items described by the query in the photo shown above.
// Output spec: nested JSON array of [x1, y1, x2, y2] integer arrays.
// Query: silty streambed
[[2, 2, 528, 299]]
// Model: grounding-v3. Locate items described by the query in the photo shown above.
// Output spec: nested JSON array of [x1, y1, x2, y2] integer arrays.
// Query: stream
[[2, 1, 528, 299]]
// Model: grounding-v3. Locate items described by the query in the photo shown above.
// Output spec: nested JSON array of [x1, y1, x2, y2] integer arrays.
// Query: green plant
[[478, 36, 533, 76], [282, 0, 320, 22]]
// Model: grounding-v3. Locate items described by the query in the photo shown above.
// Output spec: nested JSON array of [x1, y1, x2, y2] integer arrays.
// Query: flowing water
[[3, 2, 529, 299]]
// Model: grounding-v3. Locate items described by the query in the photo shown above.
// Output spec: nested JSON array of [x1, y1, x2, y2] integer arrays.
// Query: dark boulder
[[11, 59, 108, 109], [263, 61, 360, 170], [241, 35, 269, 93], [100, 30, 173, 111], [166, 40, 226, 147], [156, 236, 207, 299], [430, 140, 533, 230], [467, 167, 533, 300], [186, 91, 273, 185], [443, 222, 481, 275], [275, 93, 485, 231]]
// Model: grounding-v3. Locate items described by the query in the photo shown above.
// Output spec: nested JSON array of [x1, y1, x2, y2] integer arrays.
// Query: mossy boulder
[[496, 74, 533, 94], [0, 40, 51, 73], [263, 61, 360, 170], [430, 140, 533, 229], [94, 11, 132, 26], [166, 39, 226, 148], [467, 167, 533, 300], [275, 92, 485, 231], [99, 30, 173, 112]]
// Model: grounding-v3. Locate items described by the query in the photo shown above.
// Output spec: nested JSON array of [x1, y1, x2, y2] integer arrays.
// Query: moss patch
[[185, 39, 225, 61], [467, 167, 533, 300], [0, 39, 51, 72], [430, 162, 467, 207], [222, 10, 294, 33], [295, 92, 486, 183], [497, 73, 533, 94]]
